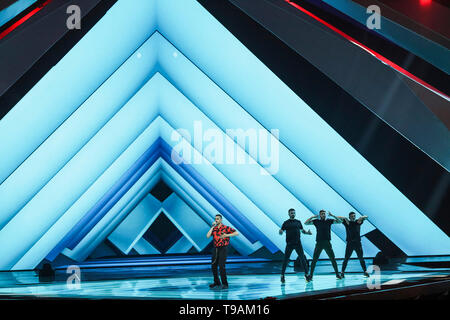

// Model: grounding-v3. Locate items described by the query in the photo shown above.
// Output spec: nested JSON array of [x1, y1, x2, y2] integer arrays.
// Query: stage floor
[[0, 256, 448, 300]]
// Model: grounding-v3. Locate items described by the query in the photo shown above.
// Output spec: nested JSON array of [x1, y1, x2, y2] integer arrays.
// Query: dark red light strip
[[285, 0, 449, 100], [0, 0, 52, 41]]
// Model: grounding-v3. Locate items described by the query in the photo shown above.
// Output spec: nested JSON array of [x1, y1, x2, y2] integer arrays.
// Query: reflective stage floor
[[0, 256, 448, 300]]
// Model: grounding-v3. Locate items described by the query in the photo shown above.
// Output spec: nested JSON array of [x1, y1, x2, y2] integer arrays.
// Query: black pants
[[281, 243, 309, 275], [211, 246, 228, 285], [309, 240, 339, 276], [341, 240, 366, 272]]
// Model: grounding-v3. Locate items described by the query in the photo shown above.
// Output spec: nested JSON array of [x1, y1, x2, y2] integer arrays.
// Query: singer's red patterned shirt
[[212, 224, 236, 247]]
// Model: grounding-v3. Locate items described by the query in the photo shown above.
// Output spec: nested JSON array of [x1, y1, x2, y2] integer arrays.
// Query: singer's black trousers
[[211, 246, 228, 285]]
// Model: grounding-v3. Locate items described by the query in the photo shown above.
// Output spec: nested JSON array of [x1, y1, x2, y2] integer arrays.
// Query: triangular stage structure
[[0, 0, 448, 271]]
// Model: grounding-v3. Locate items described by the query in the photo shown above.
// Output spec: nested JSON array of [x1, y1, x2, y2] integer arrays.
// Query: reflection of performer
[[279, 208, 312, 283], [206, 214, 238, 289], [304, 210, 343, 281], [336, 212, 370, 278]]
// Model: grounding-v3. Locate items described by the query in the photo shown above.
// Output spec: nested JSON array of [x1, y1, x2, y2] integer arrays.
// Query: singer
[[206, 214, 239, 289]]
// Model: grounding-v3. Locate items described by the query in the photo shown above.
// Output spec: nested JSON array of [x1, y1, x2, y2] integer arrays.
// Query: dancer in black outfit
[[206, 214, 238, 289], [305, 210, 343, 281], [279, 208, 312, 283], [337, 212, 370, 277]]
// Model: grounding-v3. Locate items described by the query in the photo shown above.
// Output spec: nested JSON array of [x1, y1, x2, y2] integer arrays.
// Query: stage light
[[420, 0, 432, 5]]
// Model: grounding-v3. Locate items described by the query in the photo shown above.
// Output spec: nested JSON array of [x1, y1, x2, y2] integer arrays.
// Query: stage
[[0, 256, 448, 300], [0, 0, 449, 310]]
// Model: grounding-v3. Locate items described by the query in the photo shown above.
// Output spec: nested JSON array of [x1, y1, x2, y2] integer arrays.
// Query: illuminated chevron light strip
[[13, 165, 162, 269], [3, 29, 372, 260], [156, 0, 450, 255], [11, 124, 163, 270], [158, 117, 346, 257], [61, 133, 276, 254], [73, 151, 261, 254], [0, 61, 440, 268], [0, 34, 374, 264], [165, 237, 193, 254], [4, 59, 362, 264], [0, 77, 160, 270], [161, 193, 212, 251], [42, 109, 342, 262], [64, 141, 162, 250], [108, 193, 161, 254], [156, 75, 364, 255], [133, 238, 160, 255], [0, 0, 157, 184], [59, 151, 265, 261], [0, 33, 159, 230], [158, 144, 277, 253], [49, 129, 273, 257], [63, 156, 266, 259], [159, 162, 263, 257], [60, 166, 163, 263], [155, 32, 377, 238], [31, 70, 343, 260], [58, 144, 268, 259], [0, 0, 447, 271], [0, 4, 376, 262]]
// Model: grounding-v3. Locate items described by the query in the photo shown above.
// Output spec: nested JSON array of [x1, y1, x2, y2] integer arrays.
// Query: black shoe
[[209, 283, 221, 289], [306, 275, 312, 282], [222, 284, 229, 290], [281, 275, 285, 283], [363, 271, 370, 277], [336, 274, 343, 280], [340, 272, 345, 278]]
